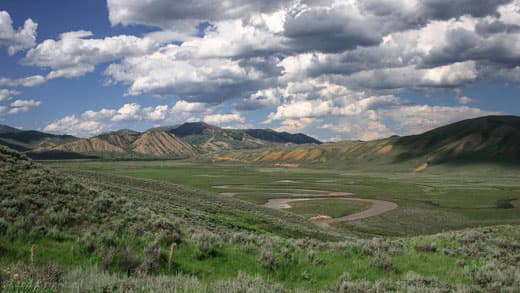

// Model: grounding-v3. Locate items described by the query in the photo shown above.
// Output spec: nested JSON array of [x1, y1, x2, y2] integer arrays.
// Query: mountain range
[[0, 122, 321, 159], [1, 116, 519, 166]]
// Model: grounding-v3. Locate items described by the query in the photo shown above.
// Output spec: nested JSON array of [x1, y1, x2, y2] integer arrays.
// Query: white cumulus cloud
[[203, 113, 245, 125], [7, 99, 41, 114], [0, 11, 37, 55]]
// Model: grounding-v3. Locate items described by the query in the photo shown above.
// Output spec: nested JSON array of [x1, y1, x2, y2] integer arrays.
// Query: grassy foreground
[[2, 224, 519, 291], [1, 147, 520, 291]]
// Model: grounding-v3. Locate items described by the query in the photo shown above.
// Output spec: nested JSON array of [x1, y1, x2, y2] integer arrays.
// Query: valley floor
[[47, 159, 520, 237]]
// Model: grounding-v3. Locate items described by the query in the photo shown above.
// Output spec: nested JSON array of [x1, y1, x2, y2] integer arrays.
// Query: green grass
[[287, 199, 366, 218], [1, 227, 494, 291]]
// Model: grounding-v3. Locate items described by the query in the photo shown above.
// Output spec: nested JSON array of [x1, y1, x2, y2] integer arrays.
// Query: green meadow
[[48, 159, 520, 236]]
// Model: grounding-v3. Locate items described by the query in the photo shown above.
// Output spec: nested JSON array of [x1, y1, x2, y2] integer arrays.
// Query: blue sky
[[0, 0, 518, 140]]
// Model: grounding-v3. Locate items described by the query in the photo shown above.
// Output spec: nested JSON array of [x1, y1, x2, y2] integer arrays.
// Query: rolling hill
[[0, 124, 78, 152], [41, 130, 196, 158], [394, 115, 520, 163], [214, 115, 520, 168]]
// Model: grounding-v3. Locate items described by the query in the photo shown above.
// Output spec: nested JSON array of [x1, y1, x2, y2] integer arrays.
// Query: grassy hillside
[[0, 145, 332, 239], [211, 137, 403, 169], [215, 116, 520, 169], [395, 115, 520, 163]]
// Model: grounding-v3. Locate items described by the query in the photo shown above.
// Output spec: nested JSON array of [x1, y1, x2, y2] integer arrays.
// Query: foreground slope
[[0, 145, 332, 239]]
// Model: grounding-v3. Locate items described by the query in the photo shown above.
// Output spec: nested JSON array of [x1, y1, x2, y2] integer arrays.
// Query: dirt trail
[[213, 184, 398, 224], [265, 197, 398, 223]]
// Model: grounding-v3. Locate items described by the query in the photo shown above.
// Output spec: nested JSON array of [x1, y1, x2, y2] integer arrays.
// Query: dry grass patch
[[274, 163, 300, 168], [376, 144, 393, 155], [310, 215, 333, 222], [260, 151, 285, 161], [282, 149, 308, 161], [415, 163, 428, 172], [306, 149, 322, 160]]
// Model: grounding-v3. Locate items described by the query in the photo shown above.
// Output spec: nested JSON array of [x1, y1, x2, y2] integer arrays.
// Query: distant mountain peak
[[0, 124, 22, 134], [245, 129, 322, 144], [182, 121, 214, 127], [103, 129, 141, 136], [167, 121, 218, 137]]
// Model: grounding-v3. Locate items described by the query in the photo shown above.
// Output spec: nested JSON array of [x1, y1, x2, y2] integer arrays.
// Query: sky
[[0, 0, 518, 141]]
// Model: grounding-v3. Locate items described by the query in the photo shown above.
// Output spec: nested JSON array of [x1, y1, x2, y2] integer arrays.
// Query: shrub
[[496, 199, 514, 209], [15, 264, 63, 284], [280, 244, 297, 266], [120, 247, 141, 276], [335, 272, 351, 287], [230, 232, 251, 245], [294, 238, 319, 250], [158, 228, 182, 246], [213, 272, 285, 292], [402, 271, 453, 292], [192, 231, 220, 259], [373, 252, 393, 272], [99, 246, 115, 271], [340, 280, 373, 293], [48, 207, 75, 227], [259, 249, 275, 269], [472, 261, 520, 290], [139, 241, 162, 275], [494, 239, 520, 250], [307, 249, 317, 264], [79, 231, 98, 254], [442, 248, 456, 257], [336, 273, 375, 293], [93, 194, 113, 213], [462, 241, 488, 257], [300, 271, 310, 281], [0, 218, 8, 234], [374, 279, 397, 292], [151, 217, 182, 238], [458, 230, 484, 244], [414, 243, 437, 253], [362, 238, 389, 256]]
